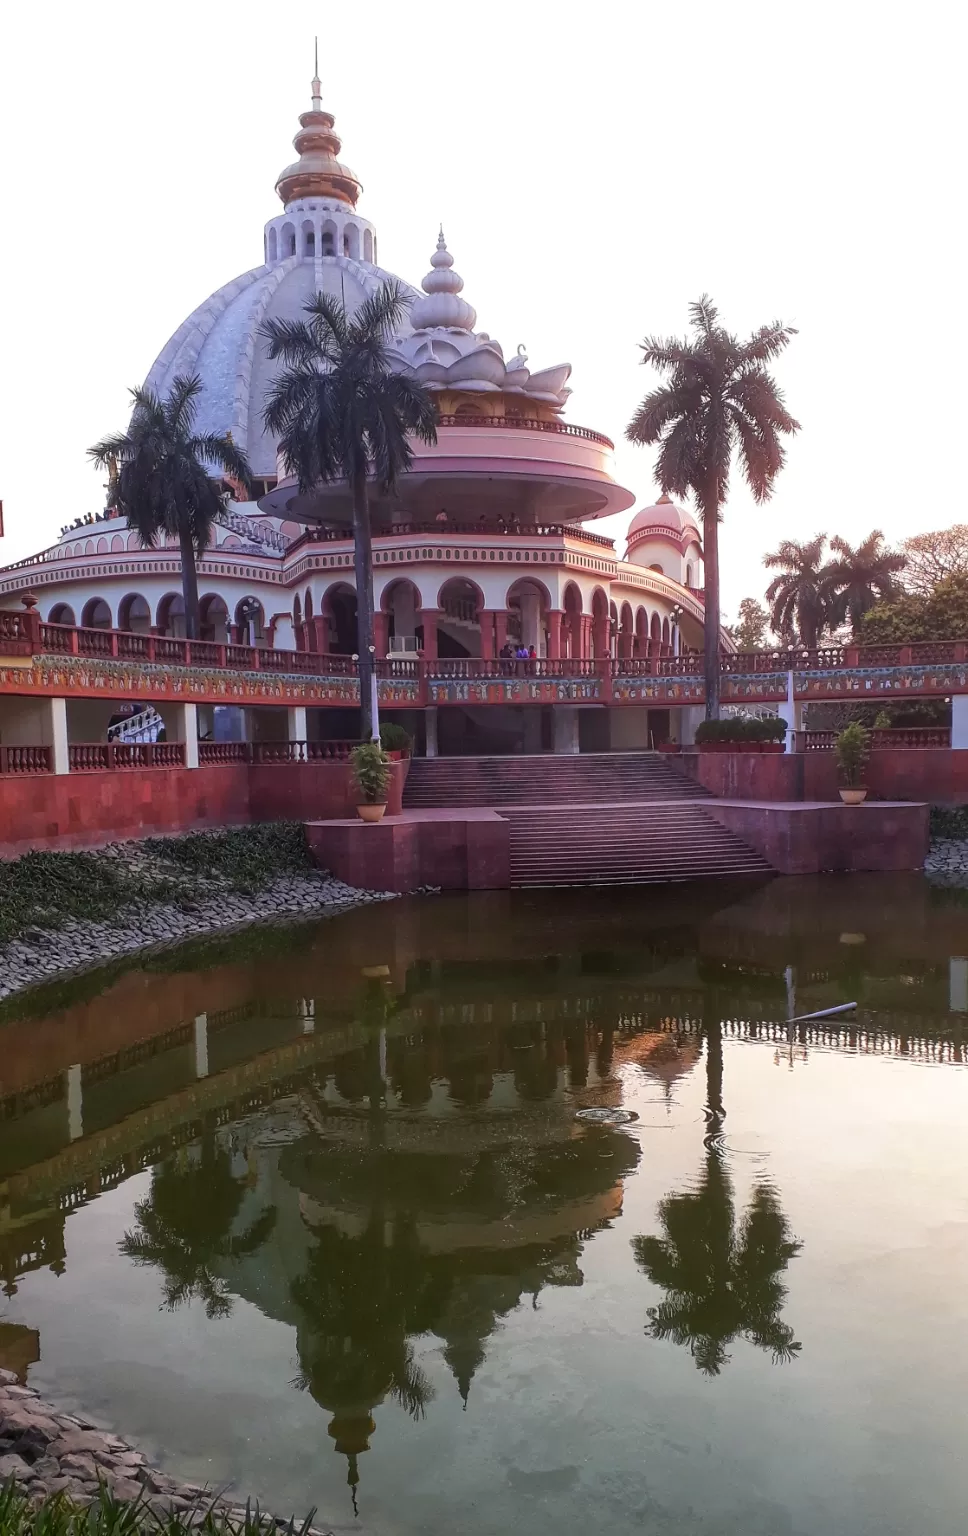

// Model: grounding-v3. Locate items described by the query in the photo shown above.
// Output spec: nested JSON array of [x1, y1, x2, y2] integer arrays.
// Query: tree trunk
[[178, 526, 201, 641], [704, 1016, 725, 1145], [703, 497, 721, 720], [352, 469, 380, 742]]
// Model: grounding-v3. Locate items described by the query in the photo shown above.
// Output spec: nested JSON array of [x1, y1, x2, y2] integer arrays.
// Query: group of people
[[499, 641, 539, 672]]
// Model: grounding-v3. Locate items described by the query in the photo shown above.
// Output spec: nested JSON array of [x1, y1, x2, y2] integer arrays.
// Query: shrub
[[835, 722, 870, 786], [694, 716, 787, 745], [350, 742, 392, 804], [930, 805, 968, 840], [379, 722, 412, 753]]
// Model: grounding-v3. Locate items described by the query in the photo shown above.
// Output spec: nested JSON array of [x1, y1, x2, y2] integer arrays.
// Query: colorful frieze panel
[[612, 675, 705, 703], [428, 678, 602, 705], [796, 664, 968, 698], [0, 657, 361, 705], [377, 680, 420, 706]]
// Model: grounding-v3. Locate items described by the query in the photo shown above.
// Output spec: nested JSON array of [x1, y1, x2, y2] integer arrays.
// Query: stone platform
[[306, 798, 929, 890]]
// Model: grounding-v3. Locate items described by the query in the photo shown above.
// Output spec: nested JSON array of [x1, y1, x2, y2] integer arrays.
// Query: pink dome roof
[[627, 494, 684, 542]]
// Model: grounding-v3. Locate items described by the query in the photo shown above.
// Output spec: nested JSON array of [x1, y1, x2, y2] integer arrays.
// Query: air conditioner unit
[[388, 635, 418, 655]]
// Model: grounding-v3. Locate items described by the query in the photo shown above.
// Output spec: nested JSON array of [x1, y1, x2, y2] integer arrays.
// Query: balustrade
[[802, 727, 952, 752], [0, 744, 52, 774], [68, 742, 187, 771]]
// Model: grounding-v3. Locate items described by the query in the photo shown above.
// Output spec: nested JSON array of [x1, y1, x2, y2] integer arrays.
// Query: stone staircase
[[502, 802, 773, 887], [402, 752, 709, 808]]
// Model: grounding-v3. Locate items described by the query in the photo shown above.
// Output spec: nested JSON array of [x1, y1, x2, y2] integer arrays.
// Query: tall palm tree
[[764, 535, 833, 648], [89, 376, 252, 639], [119, 1136, 276, 1320], [627, 297, 799, 718], [825, 530, 907, 636], [261, 283, 438, 740], [632, 1152, 802, 1376]]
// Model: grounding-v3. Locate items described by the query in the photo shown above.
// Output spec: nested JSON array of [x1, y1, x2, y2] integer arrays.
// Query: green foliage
[[0, 823, 313, 945], [859, 573, 968, 643], [350, 742, 392, 803], [764, 536, 833, 648], [929, 805, 968, 840], [835, 722, 870, 786], [379, 722, 413, 753], [728, 598, 769, 651], [873, 710, 892, 729], [694, 716, 787, 745], [0, 1478, 314, 1536]]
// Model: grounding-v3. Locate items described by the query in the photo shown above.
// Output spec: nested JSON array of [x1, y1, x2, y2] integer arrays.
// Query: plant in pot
[[835, 721, 869, 804], [379, 722, 412, 760], [757, 715, 788, 753], [350, 741, 393, 822]]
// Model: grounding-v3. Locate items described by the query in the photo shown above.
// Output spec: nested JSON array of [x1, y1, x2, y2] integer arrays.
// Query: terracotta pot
[[356, 802, 388, 822], [838, 787, 868, 806], [657, 742, 680, 753], [762, 742, 785, 754]]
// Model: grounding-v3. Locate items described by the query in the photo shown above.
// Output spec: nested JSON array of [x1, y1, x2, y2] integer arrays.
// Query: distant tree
[[824, 530, 907, 636], [261, 283, 438, 741], [764, 536, 834, 648], [626, 296, 799, 718], [902, 525, 968, 597], [859, 572, 968, 643], [89, 376, 252, 639], [728, 597, 770, 651]]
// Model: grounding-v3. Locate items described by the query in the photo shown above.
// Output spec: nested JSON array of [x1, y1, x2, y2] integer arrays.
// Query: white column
[[785, 670, 797, 754], [553, 707, 580, 755], [678, 705, 705, 746], [288, 706, 308, 759], [425, 706, 438, 758], [67, 1064, 83, 1142], [301, 998, 315, 1034], [950, 958, 968, 1013], [169, 701, 199, 768], [952, 695, 968, 749], [194, 1014, 209, 1078], [50, 696, 70, 775]]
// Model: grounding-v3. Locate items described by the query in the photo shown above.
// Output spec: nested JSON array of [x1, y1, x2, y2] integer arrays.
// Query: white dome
[[144, 256, 417, 480]]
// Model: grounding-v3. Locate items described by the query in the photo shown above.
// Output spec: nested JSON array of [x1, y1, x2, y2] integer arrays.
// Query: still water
[[2, 875, 968, 1535]]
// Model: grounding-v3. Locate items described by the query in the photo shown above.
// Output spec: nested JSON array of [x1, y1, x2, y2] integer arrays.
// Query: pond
[[2, 874, 968, 1536]]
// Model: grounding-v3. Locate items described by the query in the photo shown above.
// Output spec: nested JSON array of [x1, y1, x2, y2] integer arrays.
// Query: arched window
[[649, 563, 664, 574], [268, 228, 278, 264], [48, 602, 76, 627], [118, 593, 151, 634], [454, 401, 483, 422], [344, 223, 360, 259], [321, 220, 337, 257], [81, 597, 112, 629], [302, 220, 315, 257], [363, 229, 373, 262]]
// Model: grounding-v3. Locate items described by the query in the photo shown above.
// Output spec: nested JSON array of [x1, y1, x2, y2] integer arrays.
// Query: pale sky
[[0, 0, 963, 619]]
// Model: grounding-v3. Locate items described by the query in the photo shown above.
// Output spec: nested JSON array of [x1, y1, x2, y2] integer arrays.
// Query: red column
[[592, 617, 610, 659], [312, 616, 329, 653], [494, 610, 509, 656], [479, 611, 495, 659], [420, 609, 439, 659], [547, 610, 563, 660], [374, 612, 389, 658], [579, 615, 593, 659]]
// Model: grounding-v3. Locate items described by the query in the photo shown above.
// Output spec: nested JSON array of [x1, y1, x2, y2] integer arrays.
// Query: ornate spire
[[409, 229, 477, 332], [275, 60, 362, 208]]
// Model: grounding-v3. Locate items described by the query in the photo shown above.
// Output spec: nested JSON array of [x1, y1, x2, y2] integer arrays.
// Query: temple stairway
[[402, 754, 773, 886], [402, 751, 710, 808]]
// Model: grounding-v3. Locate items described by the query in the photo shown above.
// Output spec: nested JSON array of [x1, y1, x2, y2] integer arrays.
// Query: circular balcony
[[258, 415, 636, 526]]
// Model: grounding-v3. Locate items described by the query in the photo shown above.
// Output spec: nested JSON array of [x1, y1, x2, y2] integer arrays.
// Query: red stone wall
[[0, 760, 408, 858], [705, 800, 929, 874], [680, 749, 968, 804]]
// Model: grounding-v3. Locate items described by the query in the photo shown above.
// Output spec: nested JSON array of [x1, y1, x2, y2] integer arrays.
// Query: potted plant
[[757, 715, 788, 754], [835, 721, 869, 804], [379, 722, 413, 760], [350, 741, 393, 822]]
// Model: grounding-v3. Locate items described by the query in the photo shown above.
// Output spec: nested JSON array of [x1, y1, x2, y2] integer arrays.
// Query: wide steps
[[403, 752, 706, 808], [501, 804, 772, 887]]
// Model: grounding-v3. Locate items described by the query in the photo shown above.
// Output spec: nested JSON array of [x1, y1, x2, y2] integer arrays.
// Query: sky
[[0, 0, 964, 619]]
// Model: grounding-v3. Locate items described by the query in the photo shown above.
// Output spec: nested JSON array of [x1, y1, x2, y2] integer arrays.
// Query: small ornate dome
[[275, 62, 361, 208], [627, 493, 685, 541], [409, 230, 477, 332]]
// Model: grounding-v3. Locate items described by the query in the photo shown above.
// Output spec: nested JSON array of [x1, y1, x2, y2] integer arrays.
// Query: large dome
[[144, 257, 414, 480]]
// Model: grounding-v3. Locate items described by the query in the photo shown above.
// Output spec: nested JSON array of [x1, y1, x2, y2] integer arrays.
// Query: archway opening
[[383, 579, 421, 654], [48, 602, 76, 627], [325, 584, 358, 654], [157, 593, 186, 638], [438, 578, 483, 659], [234, 597, 265, 646], [507, 578, 550, 657], [81, 597, 112, 630], [118, 593, 151, 634]]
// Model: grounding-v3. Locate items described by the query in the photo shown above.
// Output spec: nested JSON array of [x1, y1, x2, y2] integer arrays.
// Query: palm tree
[[89, 376, 252, 639], [626, 297, 799, 718], [764, 535, 834, 648], [261, 283, 438, 740], [825, 530, 907, 636], [119, 1136, 276, 1320], [631, 1152, 802, 1376]]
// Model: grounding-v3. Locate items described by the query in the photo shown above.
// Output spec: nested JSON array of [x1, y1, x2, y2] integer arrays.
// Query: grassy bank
[[0, 824, 315, 946], [0, 1482, 314, 1536]]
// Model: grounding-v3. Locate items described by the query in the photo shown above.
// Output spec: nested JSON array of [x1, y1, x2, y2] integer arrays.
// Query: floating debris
[[575, 1107, 639, 1126]]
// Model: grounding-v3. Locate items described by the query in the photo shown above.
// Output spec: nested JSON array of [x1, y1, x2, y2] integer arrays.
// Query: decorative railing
[[430, 657, 601, 679], [197, 741, 250, 765], [249, 739, 361, 765], [68, 742, 187, 771], [0, 611, 32, 643], [36, 622, 359, 676], [725, 641, 968, 673], [801, 727, 952, 752], [435, 414, 614, 448], [0, 744, 52, 774], [284, 520, 617, 553]]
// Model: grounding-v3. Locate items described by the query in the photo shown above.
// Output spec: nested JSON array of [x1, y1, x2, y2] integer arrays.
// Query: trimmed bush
[[379, 722, 412, 754], [694, 716, 787, 746]]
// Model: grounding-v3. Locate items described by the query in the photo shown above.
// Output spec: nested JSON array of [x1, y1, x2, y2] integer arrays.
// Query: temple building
[[0, 64, 707, 756]]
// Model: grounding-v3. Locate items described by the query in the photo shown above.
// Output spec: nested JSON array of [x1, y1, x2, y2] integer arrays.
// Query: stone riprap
[[0, 870, 395, 1002], [924, 838, 968, 886], [0, 1372, 327, 1528]]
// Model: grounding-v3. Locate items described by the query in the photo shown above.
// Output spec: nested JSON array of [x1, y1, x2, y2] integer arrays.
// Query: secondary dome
[[627, 494, 685, 542]]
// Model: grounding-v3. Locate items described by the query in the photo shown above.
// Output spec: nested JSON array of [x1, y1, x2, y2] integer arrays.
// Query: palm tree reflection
[[120, 1135, 277, 1319], [632, 1152, 801, 1376]]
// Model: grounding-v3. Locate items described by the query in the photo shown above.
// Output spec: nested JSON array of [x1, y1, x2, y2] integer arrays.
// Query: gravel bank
[[924, 837, 968, 887], [0, 1373, 327, 1528]]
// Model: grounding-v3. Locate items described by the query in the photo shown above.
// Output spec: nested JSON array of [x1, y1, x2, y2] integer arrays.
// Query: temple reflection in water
[[1, 874, 967, 1496]]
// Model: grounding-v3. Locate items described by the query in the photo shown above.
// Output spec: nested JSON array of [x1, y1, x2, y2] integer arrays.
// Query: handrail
[[435, 414, 614, 449], [284, 520, 617, 555]]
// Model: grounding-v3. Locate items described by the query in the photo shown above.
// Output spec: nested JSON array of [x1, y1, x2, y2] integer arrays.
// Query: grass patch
[[0, 824, 315, 947], [0, 1481, 314, 1536]]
